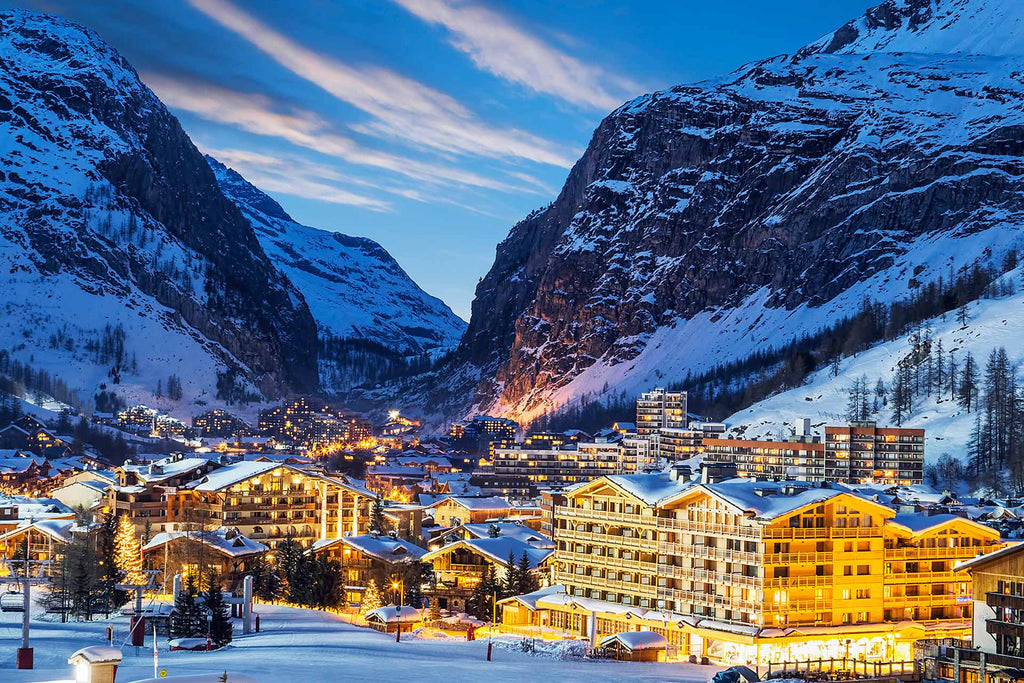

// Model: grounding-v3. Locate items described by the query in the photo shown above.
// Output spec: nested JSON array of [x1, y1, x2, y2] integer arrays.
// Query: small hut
[[599, 631, 668, 662], [364, 605, 423, 633]]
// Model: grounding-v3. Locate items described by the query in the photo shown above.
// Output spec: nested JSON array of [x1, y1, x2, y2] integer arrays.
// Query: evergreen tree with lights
[[360, 578, 383, 612], [113, 514, 146, 586]]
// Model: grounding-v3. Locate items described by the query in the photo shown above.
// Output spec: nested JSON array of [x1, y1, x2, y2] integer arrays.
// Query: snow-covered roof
[[600, 630, 667, 651], [69, 645, 122, 664], [0, 494, 75, 519], [433, 495, 513, 511], [497, 584, 565, 610], [424, 536, 552, 569], [310, 534, 426, 563], [705, 479, 848, 520], [456, 522, 554, 548], [0, 456, 48, 473], [185, 461, 280, 491], [955, 541, 1024, 573], [123, 456, 213, 484], [0, 517, 80, 544], [143, 528, 268, 557], [364, 605, 422, 624], [600, 473, 696, 506], [890, 513, 978, 534]]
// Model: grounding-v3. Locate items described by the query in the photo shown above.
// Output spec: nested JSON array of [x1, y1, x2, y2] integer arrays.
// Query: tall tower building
[[636, 387, 688, 435]]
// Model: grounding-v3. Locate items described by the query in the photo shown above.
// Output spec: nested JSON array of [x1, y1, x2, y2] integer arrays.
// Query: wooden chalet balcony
[[986, 592, 1024, 610], [763, 551, 833, 565], [656, 587, 760, 613], [560, 550, 656, 572], [884, 546, 980, 560], [556, 506, 655, 526], [656, 517, 761, 539], [885, 571, 958, 584], [657, 542, 760, 564], [987, 619, 1024, 639], [559, 529, 651, 549], [764, 526, 883, 539]]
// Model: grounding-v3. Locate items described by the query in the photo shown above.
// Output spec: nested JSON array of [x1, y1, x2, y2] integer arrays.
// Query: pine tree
[[204, 572, 233, 646], [45, 531, 99, 621], [113, 514, 146, 586], [959, 352, 978, 413], [516, 551, 539, 595], [361, 578, 383, 612], [948, 352, 959, 401], [170, 575, 203, 638], [428, 596, 442, 622], [276, 535, 304, 597], [874, 378, 886, 413], [934, 339, 945, 395], [503, 549, 520, 596], [468, 565, 500, 621], [370, 495, 387, 533]]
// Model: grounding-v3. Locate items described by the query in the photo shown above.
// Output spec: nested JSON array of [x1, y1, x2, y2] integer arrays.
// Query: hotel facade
[[506, 469, 1004, 667]]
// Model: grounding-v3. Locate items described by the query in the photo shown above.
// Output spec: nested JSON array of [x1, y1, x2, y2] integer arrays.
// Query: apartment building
[[824, 422, 925, 485], [703, 437, 825, 481], [636, 388, 687, 435], [493, 438, 630, 484], [539, 470, 1003, 667], [702, 421, 925, 485]]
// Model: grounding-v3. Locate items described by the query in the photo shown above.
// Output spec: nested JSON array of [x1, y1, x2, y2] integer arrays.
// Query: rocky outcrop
[[0, 10, 318, 405], [440, 0, 1024, 424]]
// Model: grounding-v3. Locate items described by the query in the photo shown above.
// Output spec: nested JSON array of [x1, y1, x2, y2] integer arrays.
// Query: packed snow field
[[0, 601, 718, 683]]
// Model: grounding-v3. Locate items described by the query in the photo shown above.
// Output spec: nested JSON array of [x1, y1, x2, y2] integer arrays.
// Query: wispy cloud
[[187, 0, 576, 168], [145, 74, 536, 194], [390, 0, 640, 110], [199, 146, 392, 211]]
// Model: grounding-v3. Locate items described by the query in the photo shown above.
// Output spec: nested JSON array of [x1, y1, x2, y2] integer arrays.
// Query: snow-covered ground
[[0, 601, 718, 683], [724, 270, 1024, 461]]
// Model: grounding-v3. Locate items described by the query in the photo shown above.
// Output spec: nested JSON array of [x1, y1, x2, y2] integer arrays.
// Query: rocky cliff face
[[208, 157, 467, 391], [446, 0, 1024, 425], [0, 10, 318, 410]]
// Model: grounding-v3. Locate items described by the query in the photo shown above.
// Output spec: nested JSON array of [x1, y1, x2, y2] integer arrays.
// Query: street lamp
[[392, 579, 404, 643], [206, 610, 213, 651]]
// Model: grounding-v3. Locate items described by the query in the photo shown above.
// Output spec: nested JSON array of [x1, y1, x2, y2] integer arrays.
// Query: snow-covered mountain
[[207, 158, 466, 391], [0, 9, 322, 414], [417, 0, 1024, 427]]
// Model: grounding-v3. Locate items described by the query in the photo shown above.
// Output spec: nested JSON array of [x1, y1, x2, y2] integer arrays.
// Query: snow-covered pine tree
[[370, 495, 387, 533], [113, 514, 146, 586]]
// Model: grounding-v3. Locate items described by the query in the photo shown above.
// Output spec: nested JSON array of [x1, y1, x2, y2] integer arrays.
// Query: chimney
[[700, 462, 737, 484]]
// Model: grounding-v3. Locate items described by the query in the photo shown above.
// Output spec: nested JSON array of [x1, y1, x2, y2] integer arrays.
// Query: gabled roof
[[185, 461, 280, 491], [889, 513, 999, 538], [600, 630, 667, 651], [0, 517, 80, 544], [143, 528, 267, 557], [123, 457, 215, 484], [310, 534, 426, 563], [572, 473, 695, 506], [431, 495, 513, 511], [454, 522, 554, 548], [423, 536, 552, 570]]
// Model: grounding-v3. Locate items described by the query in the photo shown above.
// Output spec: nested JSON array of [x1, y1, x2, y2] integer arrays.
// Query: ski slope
[[724, 270, 1024, 461], [0, 601, 718, 683]]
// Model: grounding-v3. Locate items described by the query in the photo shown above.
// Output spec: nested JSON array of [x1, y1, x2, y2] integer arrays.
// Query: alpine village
[[4, 0, 1024, 682]]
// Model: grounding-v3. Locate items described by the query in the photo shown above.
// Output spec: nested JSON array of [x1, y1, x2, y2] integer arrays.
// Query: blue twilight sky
[[6, 0, 876, 319]]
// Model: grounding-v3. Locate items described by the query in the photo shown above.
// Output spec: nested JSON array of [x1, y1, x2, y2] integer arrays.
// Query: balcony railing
[[556, 506, 656, 525], [656, 518, 761, 539]]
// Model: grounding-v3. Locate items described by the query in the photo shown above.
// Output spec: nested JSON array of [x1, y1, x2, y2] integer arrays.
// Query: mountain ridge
[[414, 0, 1024, 427]]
